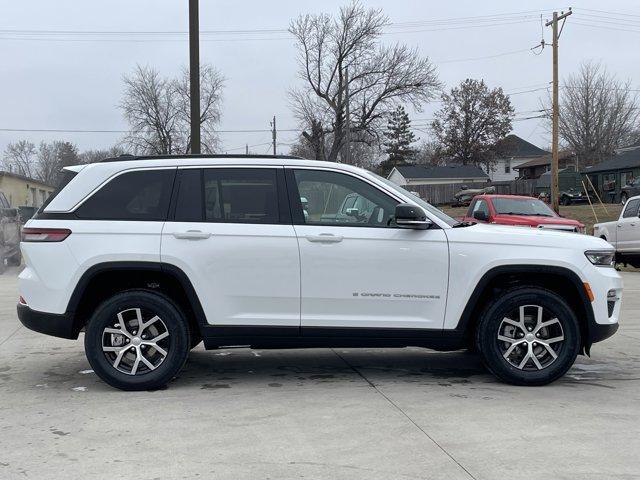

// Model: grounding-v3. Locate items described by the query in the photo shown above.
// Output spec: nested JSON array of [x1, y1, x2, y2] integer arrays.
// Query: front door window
[[291, 169, 398, 227]]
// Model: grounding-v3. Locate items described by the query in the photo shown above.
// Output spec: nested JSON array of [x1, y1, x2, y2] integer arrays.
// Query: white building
[[482, 135, 549, 182]]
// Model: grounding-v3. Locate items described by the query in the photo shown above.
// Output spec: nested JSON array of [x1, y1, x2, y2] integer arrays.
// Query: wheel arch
[[456, 265, 596, 354], [66, 261, 207, 338]]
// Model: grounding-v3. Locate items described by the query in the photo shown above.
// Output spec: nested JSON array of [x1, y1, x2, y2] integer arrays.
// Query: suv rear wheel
[[84, 290, 190, 391], [476, 287, 580, 386]]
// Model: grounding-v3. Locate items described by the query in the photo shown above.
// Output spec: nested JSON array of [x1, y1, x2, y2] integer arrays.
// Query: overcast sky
[[1, 0, 639, 158]]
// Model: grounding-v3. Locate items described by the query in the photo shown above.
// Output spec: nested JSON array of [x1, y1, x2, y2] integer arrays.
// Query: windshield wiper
[[498, 212, 552, 216], [453, 221, 475, 228]]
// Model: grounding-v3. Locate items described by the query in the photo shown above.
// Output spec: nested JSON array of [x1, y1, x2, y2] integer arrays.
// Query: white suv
[[17, 155, 622, 390]]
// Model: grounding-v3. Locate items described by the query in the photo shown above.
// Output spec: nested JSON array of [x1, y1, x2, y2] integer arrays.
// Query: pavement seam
[[0, 325, 22, 349], [331, 349, 478, 480]]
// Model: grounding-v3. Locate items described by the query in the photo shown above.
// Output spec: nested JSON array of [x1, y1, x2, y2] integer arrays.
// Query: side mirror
[[473, 210, 489, 222], [0, 208, 18, 219], [345, 207, 360, 218], [395, 203, 431, 230]]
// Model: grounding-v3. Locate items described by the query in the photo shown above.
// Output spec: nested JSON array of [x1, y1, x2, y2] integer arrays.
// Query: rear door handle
[[306, 234, 343, 243], [173, 230, 211, 240]]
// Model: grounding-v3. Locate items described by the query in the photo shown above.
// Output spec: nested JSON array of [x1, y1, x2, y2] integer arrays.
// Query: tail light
[[21, 227, 71, 242]]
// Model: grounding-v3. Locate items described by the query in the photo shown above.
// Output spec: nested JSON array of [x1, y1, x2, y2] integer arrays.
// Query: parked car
[[18, 155, 621, 390], [462, 194, 585, 233], [559, 187, 588, 206], [539, 188, 587, 206], [594, 194, 640, 266], [0, 191, 21, 271], [620, 178, 640, 204]]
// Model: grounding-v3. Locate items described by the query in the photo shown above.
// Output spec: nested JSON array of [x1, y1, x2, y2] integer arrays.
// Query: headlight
[[585, 250, 615, 267]]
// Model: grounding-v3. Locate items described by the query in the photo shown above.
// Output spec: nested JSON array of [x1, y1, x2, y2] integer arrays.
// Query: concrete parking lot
[[0, 269, 638, 480]]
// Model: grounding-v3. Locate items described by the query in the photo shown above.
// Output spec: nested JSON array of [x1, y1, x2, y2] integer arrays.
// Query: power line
[[571, 21, 640, 35], [436, 47, 533, 64], [0, 10, 561, 43], [0, 127, 301, 134], [579, 7, 640, 20], [576, 13, 640, 26]]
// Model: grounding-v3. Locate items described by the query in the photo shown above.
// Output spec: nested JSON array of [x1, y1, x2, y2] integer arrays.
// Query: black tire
[[561, 196, 571, 206], [84, 290, 190, 391], [621, 193, 628, 204], [476, 287, 580, 386], [7, 251, 21, 266]]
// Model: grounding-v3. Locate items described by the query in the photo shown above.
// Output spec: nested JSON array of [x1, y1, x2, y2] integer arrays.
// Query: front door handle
[[173, 230, 211, 240], [306, 234, 343, 243]]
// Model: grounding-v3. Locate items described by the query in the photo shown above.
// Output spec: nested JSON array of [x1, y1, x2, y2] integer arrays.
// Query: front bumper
[[17, 303, 78, 339], [588, 322, 619, 344]]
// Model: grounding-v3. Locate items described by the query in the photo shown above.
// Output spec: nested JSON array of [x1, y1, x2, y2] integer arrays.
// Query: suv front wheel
[[476, 287, 580, 386], [84, 290, 190, 391]]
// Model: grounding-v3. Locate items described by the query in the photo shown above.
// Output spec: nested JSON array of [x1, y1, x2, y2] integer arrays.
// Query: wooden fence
[[408, 179, 540, 205]]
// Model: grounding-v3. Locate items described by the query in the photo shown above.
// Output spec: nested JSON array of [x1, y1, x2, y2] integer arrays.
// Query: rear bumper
[[17, 303, 78, 340]]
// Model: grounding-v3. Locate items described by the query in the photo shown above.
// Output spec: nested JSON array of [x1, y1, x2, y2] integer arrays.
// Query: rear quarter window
[[75, 169, 176, 221], [37, 170, 78, 214]]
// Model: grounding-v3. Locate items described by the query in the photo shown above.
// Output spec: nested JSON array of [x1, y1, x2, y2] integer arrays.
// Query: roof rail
[[100, 153, 305, 163]]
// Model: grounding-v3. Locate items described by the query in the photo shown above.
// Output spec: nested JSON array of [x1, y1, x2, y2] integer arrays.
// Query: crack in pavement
[[0, 325, 22, 349], [331, 349, 477, 480]]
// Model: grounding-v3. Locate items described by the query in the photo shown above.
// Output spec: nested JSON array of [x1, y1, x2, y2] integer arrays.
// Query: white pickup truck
[[594, 194, 640, 267]]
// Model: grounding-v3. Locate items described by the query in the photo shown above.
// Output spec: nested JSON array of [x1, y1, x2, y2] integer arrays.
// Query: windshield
[[369, 172, 458, 227], [493, 197, 556, 217]]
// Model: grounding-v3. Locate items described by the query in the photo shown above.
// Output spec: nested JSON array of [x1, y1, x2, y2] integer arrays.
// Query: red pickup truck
[[461, 194, 585, 233]]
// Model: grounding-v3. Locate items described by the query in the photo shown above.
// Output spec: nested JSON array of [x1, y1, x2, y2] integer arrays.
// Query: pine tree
[[379, 106, 417, 176]]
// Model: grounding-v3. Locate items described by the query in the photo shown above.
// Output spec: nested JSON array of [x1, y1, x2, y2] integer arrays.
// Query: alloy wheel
[[497, 304, 565, 371], [101, 308, 170, 375]]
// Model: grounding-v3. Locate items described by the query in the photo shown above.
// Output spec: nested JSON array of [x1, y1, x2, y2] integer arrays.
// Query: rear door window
[[76, 169, 176, 220], [622, 198, 640, 218], [203, 168, 280, 224]]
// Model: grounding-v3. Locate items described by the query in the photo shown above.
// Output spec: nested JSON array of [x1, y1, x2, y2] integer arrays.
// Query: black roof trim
[[100, 153, 305, 163]]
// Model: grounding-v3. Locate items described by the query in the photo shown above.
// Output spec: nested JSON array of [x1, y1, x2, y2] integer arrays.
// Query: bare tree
[[175, 64, 224, 154], [78, 145, 127, 164], [414, 140, 445, 166], [3, 140, 80, 184], [36, 141, 79, 185], [431, 79, 514, 168], [552, 62, 639, 166], [289, 1, 440, 163], [120, 64, 224, 155], [3, 140, 36, 177]]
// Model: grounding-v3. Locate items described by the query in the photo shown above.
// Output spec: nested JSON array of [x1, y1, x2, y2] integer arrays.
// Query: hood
[[493, 214, 584, 227], [452, 222, 609, 249]]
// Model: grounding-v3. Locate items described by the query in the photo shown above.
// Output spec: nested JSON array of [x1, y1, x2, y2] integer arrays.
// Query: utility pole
[[545, 8, 572, 213], [245, 144, 249, 155], [344, 67, 352, 165], [188, 0, 201, 154], [271, 116, 277, 156]]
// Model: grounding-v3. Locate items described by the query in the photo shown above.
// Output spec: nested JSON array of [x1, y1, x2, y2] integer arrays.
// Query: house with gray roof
[[485, 134, 549, 182], [582, 143, 640, 202]]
